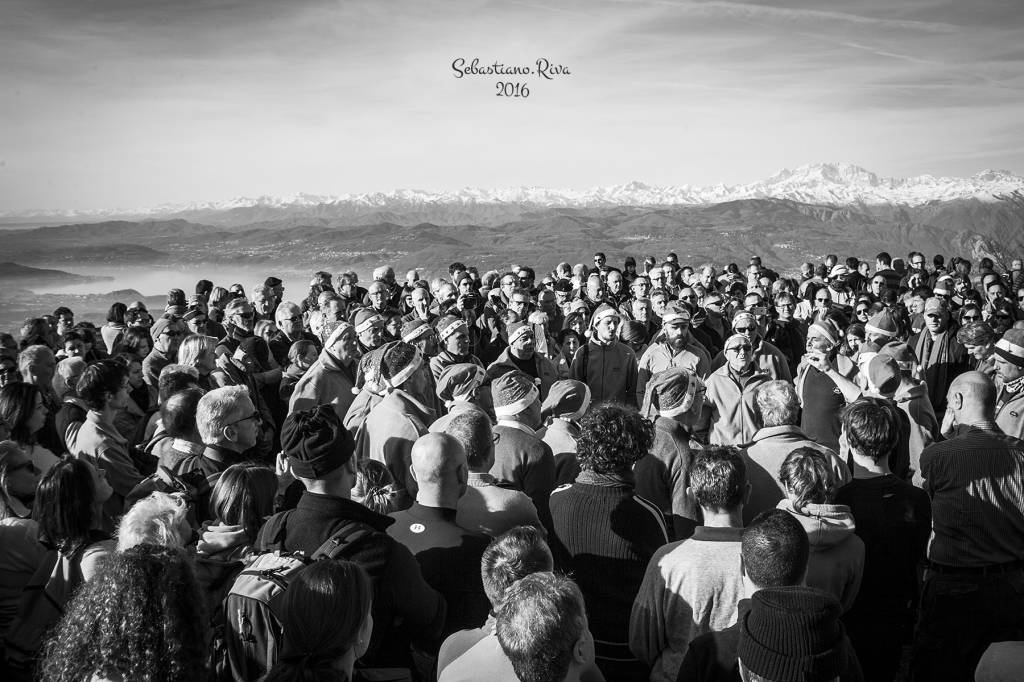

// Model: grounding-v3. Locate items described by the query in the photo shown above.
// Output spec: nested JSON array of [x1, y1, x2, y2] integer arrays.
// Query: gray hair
[[18, 344, 54, 378], [275, 300, 301, 324], [116, 491, 189, 551], [754, 380, 800, 428], [196, 385, 249, 445]]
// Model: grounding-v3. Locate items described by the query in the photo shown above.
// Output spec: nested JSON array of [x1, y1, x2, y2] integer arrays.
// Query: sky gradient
[[2, 0, 1022, 211]]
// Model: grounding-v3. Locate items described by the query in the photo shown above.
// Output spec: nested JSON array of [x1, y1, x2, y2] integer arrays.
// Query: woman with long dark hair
[[39, 544, 209, 682], [0, 383, 60, 474], [263, 560, 374, 682]]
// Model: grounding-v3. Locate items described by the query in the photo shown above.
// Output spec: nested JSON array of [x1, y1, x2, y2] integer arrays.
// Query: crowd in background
[[0, 249, 1023, 682]]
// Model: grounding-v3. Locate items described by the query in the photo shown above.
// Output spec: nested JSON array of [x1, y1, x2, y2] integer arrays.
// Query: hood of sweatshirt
[[777, 499, 856, 549], [196, 522, 251, 559]]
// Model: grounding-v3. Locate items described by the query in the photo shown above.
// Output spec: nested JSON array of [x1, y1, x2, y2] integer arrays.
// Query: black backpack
[[221, 511, 391, 681]]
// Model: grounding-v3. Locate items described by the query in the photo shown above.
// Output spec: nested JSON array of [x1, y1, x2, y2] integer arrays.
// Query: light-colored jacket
[[289, 349, 356, 423], [637, 340, 712, 406], [360, 389, 434, 500], [73, 411, 144, 515], [698, 365, 770, 446]]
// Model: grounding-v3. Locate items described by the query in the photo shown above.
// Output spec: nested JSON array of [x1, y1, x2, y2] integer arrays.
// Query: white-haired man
[[267, 301, 321, 368]]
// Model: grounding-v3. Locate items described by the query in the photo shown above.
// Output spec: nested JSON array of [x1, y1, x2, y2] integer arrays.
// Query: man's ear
[[222, 424, 238, 443]]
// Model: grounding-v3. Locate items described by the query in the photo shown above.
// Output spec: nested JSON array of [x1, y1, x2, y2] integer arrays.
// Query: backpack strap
[[310, 522, 379, 562]]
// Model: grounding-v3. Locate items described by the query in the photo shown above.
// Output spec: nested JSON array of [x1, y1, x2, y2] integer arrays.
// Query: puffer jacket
[[778, 499, 865, 612]]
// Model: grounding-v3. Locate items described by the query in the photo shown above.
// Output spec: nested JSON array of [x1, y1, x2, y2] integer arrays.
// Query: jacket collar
[[751, 425, 806, 442], [296, 491, 395, 531], [85, 411, 127, 445], [496, 419, 537, 437]]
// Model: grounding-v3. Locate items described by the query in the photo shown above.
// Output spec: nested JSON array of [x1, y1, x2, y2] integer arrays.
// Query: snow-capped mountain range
[[6, 162, 1022, 222]]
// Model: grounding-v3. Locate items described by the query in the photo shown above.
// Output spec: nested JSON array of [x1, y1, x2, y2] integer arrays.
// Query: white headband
[[494, 384, 540, 417], [508, 324, 533, 346], [438, 320, 469, 343], [658, 376, 704, 418], [994, 338, 1024, 367], [355, 314, 383, 334], [385, 346, 424, 389], [402, 324, 433, 344], [864, 323, 897, 338]]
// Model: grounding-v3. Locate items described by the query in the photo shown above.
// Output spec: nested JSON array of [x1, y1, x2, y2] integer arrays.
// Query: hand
[[805, 352, 832, 373]]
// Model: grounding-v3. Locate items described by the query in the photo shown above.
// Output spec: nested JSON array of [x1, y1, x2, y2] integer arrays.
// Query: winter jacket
[[778, 499, 865, 612], [637, 340, 712, 407], [360, 389, 434, 502], [709, 339, 793, 382], [698, 365, 770, 446], [569, 338, 639, 407], [634, 416, 701, 539], [288, 348, 357, 423], [893, 380, 941, 486]]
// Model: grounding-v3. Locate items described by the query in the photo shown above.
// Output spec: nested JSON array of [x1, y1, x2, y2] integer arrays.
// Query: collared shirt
[[921, 423, 1024, 567]]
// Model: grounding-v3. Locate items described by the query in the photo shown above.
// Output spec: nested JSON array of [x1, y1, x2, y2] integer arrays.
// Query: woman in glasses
[[697, 333, 770, 446]]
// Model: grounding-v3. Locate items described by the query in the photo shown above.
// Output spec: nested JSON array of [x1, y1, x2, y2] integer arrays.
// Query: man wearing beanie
[[635, 368, 706, 539], [290, 321, 359, 423], [737, 586, 860, 682], [914, 371, 1024, 682], [680, 510, 865, 682], [360, 341, 434, 506], [256, 405, 445, 672], [540, 379, 591, 486], [430, 315, 484, 383], [631, 448, 749, 682], [490, 370, 556, 531], [429, 363, 489, 434], [637, 301, 712, 407], [993, 328, 1024, 439], [570, 303, 639, 407], [549, 403, 668, 681], [486, 321, 559, 401]]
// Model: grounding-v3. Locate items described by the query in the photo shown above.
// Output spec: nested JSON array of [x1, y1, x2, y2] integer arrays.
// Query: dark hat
[[380, 341, 423, 388], [264, 276, 283, 288], [553, 279, 574, 293], [624, 256, 637, 266], [643, 368, 705, 419], [280, 405, 354, 479], [620, 320, 647, 344], [436, 363, 486, 402], [491, 371, 540, 418], [738, 586, 847, 682]]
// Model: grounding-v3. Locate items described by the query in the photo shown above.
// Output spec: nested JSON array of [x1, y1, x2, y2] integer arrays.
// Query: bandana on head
[[438, 318, 469, 343], [994, 337, 1024, 368]]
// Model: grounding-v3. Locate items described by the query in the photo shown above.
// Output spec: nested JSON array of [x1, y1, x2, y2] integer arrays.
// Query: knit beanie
[[401, 318, 433, 344], [507, 321, 534, 346], [956, 321, 995, 347], [865, 310, 900, 338], [661, 301, 691, 325], [738, 586, 847, 682], [590, 303, 620, 328], [540, 379, 591, 421], [994, 329, 1024, 368], [878, 342, 920, 374], [280, 405, 354, 479], [437, 315, 468, 344], [620, 320, 647, 344], [379, 341, 422, 389], [353, 308, 384, 335], [435, 363, 486, 402], [867, 355, 901, 395], [642, 368, 705, 419], [491, 371, 540, 418]]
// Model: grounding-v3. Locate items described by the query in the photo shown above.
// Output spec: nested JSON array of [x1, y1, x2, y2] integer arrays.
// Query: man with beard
[[993, 329, 1024, 440], [570, 304, 639, 407], [637, 302, 711, 406], [486, 321, 559, 401], [268, 301, 321, 368]]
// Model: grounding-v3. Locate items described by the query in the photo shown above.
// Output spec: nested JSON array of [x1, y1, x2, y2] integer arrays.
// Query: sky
[[1, 0, 1022, 211]]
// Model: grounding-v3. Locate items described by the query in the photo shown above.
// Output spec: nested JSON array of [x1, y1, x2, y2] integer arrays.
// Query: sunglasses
[[726, 344, 753, 352], [235, 312, 255, 320], [161, 330, 185, 338], [227, 410, 262, 427], [734, 326, 756, 333], [815, 297, 830, 302], [285, 315, 302, 323], [962, 314, 980, 321]]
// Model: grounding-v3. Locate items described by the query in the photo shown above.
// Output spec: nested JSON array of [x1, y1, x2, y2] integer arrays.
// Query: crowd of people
[[0, 249, 1023, 682]]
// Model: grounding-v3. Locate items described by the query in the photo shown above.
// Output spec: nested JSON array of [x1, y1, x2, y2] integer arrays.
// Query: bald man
[[913, 371, 1024, 682], [387, 433, 491, 638]]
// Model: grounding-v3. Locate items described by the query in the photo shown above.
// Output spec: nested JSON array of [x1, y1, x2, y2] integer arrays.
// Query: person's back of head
[[157, 364, 201, 404], [117, 491, 190, 551], [34, 456, 100, 555], [753, 381, 800, 429], [279, 404, 356, 494], [160, 386, 204, 443], [690, 446, 748, 515], [446, 410, 494, 473], [75, 359, 127, 412], [742, 509, 809, 593], [947, 370, 998, 422], [876, 252, 892, 268], [491, 370, 542, 430], [738, 586, 847, 682], [209, 462, 277, 539], [496, 572, 593, 682], [575, 403, 655, 476], [40, 544, 208, 682], [841, 398, 899, 462], [351, 459, 400, 515], [779, 448, 835, 512], [54, 356, 87, 398], [264, 560, 373, 682], [410, 432, 467, 507], [481, 525, 554, 610]]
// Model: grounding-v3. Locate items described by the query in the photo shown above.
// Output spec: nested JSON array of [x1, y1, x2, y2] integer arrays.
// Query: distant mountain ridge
[[4, 162, 1022, 227]]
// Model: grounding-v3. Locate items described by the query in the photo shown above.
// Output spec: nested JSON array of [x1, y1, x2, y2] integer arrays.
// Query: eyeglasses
[[856, 307, 869, 314], [726, 344, 753, 353], [912, 261, 925, 267], [285, 315, 302, 323], [962, 314, 980, 321], [681, 294, 696, 300], [227, 410, 262, 427], [161, 330, 185, 338], [235, 312, 255, 320], [734, 326, 756, 333]]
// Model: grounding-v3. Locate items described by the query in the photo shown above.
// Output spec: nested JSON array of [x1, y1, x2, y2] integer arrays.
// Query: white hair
[[275, 300, 301, 324], [117, 492, 189, 551], [196, 385, 249, 445], [53, 356, 87, 397]]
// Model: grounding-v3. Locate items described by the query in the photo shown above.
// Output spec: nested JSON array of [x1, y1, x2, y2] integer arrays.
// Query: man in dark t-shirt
[[834, 399, 930, 682]]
